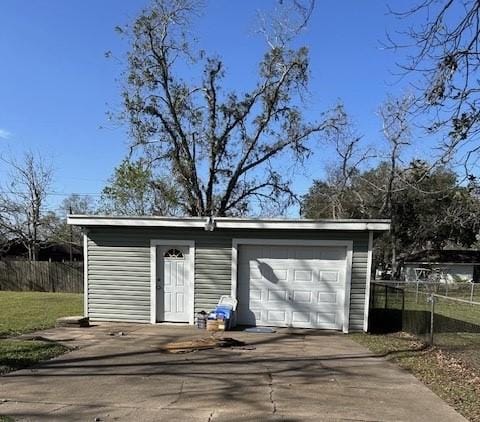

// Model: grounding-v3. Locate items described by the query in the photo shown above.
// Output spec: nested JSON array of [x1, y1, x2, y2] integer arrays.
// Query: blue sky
[[0, 1, 421, 214]]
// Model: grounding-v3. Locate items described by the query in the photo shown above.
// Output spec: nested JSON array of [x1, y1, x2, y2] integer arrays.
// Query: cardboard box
[[206, 319, 219, 331]]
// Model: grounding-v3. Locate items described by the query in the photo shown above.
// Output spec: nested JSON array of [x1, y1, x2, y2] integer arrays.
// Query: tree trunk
[[390, 211, 398, 279], [391, 235, 397, 278], [32, 243, 38, 261]]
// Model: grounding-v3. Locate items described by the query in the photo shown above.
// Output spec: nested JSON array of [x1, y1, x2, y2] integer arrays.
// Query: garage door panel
[[267, 289, 288, 302], [267, 310, 288, 323], [273, 269, 288, 281], [238, 244, 347, 330], [292, 290, 312, 303], [250, 289, 262, 300], [292, 311, 311, 323], [293, 269, 313, 282], [319, 270, 340, 283], [318, 292, 338, 304], [316, 312, 337, 326]]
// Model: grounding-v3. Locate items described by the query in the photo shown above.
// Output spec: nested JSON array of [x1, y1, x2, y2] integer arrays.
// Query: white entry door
[[237, 244, 348, 330], [156, 245, 190, 322]]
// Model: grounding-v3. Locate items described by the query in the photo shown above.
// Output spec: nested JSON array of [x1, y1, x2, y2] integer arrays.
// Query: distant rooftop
[[404, 249, 480, 264]]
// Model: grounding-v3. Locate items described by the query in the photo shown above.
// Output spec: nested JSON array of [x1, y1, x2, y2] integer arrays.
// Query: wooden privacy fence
[[0, 261, 83, 293]]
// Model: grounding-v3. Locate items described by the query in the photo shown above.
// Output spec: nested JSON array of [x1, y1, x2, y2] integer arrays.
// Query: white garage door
[[237, 244, 348, 330]]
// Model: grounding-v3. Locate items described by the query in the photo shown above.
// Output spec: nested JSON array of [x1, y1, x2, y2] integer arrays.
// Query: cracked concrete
[[266, 372, 277, 415], [0, 323, 466, 421]]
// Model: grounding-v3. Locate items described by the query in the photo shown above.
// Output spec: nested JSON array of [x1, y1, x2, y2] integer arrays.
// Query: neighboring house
[[401, 249, 480, 283], [0, 240, 83, 262], [68, 215, 390, 333]]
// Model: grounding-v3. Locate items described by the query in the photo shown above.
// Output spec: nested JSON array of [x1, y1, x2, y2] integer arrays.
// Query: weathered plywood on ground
[[159, 336, 245, 353]]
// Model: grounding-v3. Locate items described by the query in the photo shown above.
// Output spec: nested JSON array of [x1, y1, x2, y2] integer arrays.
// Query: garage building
[[68, 216, 390, 333]]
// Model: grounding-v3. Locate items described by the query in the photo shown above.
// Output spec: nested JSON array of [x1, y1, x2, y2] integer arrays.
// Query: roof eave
[[67, 215, 390, 231]]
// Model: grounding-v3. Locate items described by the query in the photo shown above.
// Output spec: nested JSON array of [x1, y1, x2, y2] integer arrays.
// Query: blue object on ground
[[214, 306, 232, 319], [244, 327, 276, 333]]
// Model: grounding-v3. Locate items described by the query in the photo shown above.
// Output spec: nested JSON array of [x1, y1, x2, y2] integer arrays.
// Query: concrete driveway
[[0, 323, 465, 422]]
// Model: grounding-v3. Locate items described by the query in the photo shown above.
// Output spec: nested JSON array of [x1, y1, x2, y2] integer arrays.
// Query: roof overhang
[[67, 215, 390, 231]]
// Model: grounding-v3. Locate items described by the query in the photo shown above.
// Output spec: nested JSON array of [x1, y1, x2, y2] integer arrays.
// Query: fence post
[[385, 285, 388, 309], [428, 293, 435, 346], [49, 263, 54, 292], [471, 282, 475, 304], [416, 280, 419, 304], [370, 283, 374, 308]]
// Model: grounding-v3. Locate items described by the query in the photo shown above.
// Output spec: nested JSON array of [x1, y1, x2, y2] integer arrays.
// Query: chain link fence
[[385, 280, 480, 303], [369, 281, 480, 372]]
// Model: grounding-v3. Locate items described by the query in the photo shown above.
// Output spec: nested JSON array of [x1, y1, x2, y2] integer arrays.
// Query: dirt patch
[[352, 332, 480, 421], [159, 337, 247, 353]]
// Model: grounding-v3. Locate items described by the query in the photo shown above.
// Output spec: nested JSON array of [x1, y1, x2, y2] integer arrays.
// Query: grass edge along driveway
[[0, 339, 68, 375], [351, 332, 480, 422], [0, 291, 83, 374]]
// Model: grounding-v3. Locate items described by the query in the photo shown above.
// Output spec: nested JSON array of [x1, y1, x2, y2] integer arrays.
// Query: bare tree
[[46, 194, 98, 249], [257, 0, 315, 49], [386, 0, 480, 174], [378, 96, 413, 275], [0, 152, 53, 261], [307, 108, 373, 219], [329, 114, 374, 218], [59, 193, 96, 216], [118, 0, 342, 217], [379, 97, 412, 212]]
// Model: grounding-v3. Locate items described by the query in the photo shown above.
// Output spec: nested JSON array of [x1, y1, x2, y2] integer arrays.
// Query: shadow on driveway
[[0, 324, 466, 422]]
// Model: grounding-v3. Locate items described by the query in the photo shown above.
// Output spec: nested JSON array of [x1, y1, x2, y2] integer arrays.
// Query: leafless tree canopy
[[120, 0, 342, 217], [301, 108, 373, 219], [257, 0, 315, 49], [0, 152, 53, 261], [387, 0, 480, 174]]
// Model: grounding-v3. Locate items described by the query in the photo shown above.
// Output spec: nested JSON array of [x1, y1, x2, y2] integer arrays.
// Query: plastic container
[[218, 295, 238, 310], [196, 311, 207, 329], [214, 306, 232, 319]]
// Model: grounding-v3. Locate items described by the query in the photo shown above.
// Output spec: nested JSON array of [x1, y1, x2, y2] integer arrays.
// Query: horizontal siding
[[194, 243, 232, 313], [86, 237, 150, 322], [85, 227, 370, 330], [349, 241, 368, 331]]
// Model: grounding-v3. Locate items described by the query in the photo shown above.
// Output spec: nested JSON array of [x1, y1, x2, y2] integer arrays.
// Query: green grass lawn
[[0, 291, 83, 376], [373, 288, 480, 326], [0, 339, 68, 375], [0, 291, 83, 336], [352, 332, 480, 422]]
